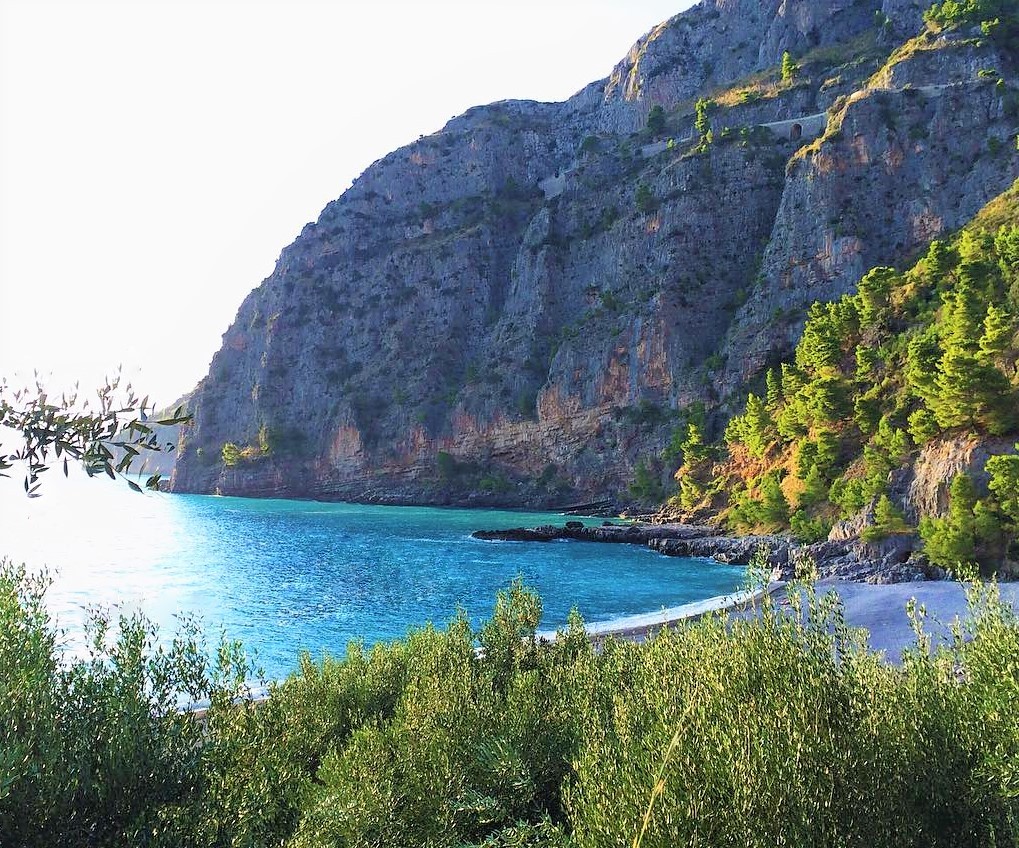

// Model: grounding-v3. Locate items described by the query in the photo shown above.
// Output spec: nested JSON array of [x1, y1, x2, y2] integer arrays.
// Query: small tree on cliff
[[694, 98, 714, 146], [646, 104, 666, 136], [781, 51, 799, 83]]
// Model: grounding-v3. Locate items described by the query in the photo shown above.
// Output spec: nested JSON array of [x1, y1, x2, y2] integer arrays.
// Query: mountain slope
[[171, 0, 1019, 506], [679, 175, 1019, 572]]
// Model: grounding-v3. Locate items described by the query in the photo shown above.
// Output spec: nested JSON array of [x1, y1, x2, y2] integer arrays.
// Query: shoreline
[[472, 520, 935, 584], [536, 578, 785, 642], [200, 576, 1019, 718]]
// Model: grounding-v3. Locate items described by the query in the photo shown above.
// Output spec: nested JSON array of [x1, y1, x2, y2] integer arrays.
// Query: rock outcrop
[[171, 2, 1019, 506], [474, 520, 934, 583]]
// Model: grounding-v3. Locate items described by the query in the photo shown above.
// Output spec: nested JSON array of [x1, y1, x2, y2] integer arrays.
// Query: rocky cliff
[[171, 0, 1019, 506]]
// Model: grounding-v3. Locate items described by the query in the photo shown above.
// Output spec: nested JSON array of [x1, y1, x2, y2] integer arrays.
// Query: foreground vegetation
[[3, 557, 1018, 847]]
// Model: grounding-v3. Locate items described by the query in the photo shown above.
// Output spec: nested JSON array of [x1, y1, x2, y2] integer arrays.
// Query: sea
[[0, 471, 746, 681]]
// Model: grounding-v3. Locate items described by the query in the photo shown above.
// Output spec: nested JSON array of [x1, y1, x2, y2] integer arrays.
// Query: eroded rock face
[[899, 435, 1019, 523], [171, 1, 1019, 505], [721, 50, 1019, 390]]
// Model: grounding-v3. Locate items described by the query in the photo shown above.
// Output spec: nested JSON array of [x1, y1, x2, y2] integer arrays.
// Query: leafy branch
[[0, 373, 190, 496]]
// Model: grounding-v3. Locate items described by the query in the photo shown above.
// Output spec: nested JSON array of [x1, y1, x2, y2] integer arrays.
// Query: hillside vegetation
[[674, 180, 1019, 572]]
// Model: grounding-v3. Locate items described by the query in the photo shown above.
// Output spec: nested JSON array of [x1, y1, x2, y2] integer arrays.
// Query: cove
[[0, 474, 745, 681]]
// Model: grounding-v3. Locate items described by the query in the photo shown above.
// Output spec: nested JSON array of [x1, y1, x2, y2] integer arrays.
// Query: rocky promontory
[[473, 522, 938, 584], [171, 1, 1019, 509]]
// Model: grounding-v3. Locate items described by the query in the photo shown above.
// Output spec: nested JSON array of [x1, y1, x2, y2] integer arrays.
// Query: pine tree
[[925, 238, 953, 280], [780, 51, 799, 83], [979, 303, 1014, 361], [678, 476, 706, 512], [815, 429, 841, 475], [920, 474, 978, 571], [798, 463, 827, 509], [855, 346, 879, 380], [994, 224, 1019, 286], [933, 284, 987, 427], [781, 363, 805, 396], [905, 326, 943, 404], [680, 423, 710, 466], [765, 368, 783, 410], [742, 393, 773, 458], [934, 346, 985, 427], [759, 473, 790, 528], [987, 449, 1019, 524], [857, 267, 895, 327], [907, 407, 940, 444], [862, 495, 910, 541], [694, 98, 714, 144], [876, 494, 909, 533]]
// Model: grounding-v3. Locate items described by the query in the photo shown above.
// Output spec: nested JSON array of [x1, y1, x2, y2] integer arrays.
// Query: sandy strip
[[536, 581, 785, 643], [544, 578, 1019, 665]]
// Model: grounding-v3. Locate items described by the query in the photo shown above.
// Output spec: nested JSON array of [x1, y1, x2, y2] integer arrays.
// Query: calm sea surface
[[0, 473, 745, 680]]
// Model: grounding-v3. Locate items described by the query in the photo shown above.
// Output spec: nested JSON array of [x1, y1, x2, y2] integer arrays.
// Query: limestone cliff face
[[171, 2, 1019, 505], [723, 32, 1019, 391]]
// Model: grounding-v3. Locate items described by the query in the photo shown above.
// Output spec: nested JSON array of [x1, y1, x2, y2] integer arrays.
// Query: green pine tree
[[765, 368, 783, 410], [920, 474, 978, 572], [742, 393, 773, 458], [987, 449, 1019, 524], [780, 51, 799, 83], [979, 303, 1014, 361], [863, 494, 910, 541], [932, 284, 987, 427], [680, 423, 711, 466], [760, 473, 790, 528], [857, 267, 895, 327], [798, 463, 828, 510]]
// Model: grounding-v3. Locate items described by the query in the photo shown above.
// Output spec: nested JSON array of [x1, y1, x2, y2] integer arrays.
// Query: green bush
[[646, 104, 666, 136], [635, 183, 658, 215], [0, 558, 247, 847], [6, 559, 1019, 847]]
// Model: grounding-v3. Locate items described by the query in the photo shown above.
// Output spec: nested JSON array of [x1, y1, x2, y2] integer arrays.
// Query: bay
[[0, 472, 745, 681]]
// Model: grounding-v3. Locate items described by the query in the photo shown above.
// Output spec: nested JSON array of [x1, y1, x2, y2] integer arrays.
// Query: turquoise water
[[0, 473, 745, 680]]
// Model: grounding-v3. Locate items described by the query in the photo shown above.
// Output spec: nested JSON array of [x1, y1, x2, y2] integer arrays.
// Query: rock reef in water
[[474, 521, 937, 584]]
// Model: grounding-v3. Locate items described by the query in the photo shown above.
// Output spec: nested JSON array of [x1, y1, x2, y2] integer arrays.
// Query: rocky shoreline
[[472, 522, 941, 584]]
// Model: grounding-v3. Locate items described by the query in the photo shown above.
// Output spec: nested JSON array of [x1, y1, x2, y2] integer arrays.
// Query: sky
[[0, 0, 694, 407]]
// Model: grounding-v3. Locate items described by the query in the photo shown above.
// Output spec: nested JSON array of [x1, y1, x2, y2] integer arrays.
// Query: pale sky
[[0, 0, 693, 407]]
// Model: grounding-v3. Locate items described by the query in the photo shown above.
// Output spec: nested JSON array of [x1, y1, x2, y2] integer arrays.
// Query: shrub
[[5, 560, 1019, 847], [0, 559, 247, 847], [222, 441, 242, 466], [635, 183, 658, 215], [436, 450, 458, 479], [630, 460, 666, 502], [790, 510, 830, 543], [646, 104, 666, 136]]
